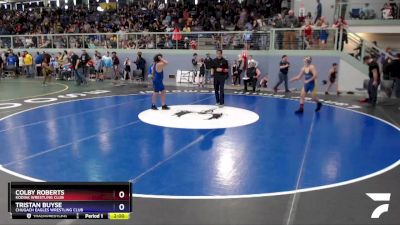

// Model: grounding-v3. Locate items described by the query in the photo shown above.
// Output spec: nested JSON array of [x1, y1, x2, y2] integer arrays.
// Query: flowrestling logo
[[138, 105, 259, 129], [366, 193, 391, 219], [174, 108, 223, 120]]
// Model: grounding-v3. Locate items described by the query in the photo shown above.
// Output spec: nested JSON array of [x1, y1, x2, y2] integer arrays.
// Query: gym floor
[[0, 78, 399, 225]]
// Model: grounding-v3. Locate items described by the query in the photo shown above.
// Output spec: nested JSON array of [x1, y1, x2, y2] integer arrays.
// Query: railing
[[0, 28, 393, 65], [270, 28, 338, 50], [0, 28, 341, 51], [335, 0, 400, 21], [344, 32, 395, 63], [0, 31, 271, 51]]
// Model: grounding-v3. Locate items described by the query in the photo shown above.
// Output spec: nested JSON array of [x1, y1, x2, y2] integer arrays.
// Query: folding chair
[[3, 65, 17, 78]]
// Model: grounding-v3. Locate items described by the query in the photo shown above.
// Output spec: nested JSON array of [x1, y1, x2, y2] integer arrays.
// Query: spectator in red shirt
[[303, 20, 313, 49]]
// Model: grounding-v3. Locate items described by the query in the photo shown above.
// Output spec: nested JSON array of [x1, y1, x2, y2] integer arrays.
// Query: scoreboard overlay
[[8, 182, 131, 220]]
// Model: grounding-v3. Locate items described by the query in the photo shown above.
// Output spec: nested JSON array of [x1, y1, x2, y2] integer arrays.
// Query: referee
[[212, 50, 229, 106]]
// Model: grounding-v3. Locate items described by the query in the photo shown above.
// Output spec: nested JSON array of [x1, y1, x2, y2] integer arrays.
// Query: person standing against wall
[[74, 51, 88, 86], [134, 52, 146, 81], [232, 60, 241, 86], [192, 53, 199, 83], [102, 52, 113, 79], [112, 52, 120, 85], [23, 50, 33, 78], [80, 50, 90, 83], [35, 52, 43, 77], [204, 53, 213, 84], [69, 50, 78, 82]]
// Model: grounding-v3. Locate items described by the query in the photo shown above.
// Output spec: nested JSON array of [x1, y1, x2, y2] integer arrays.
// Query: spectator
[[318, 17, 329, 50], [332, 16, 348, 51], [363, 55, 381, 106], [94, 55, 104, 81], [74, 50, 88, 86], [231, 60, 240, 86], [354, 39, 363, 60], [314, 0, 322, 24], [123, 57, 131, 81], [6, 52, 17, 74], [80, 49, 91, 82], [23, 51, 34, 78], [192, 53, 199, 83], [112, 52, 120, 85], [134, 52, 146, 81], [382, 3, 394, 19], [204, 53, 213, 84], [388, 53, 400, 98], [59, 50, 69, 67], [35, 52, 43, 77], [382, 54, 393, 80], [69, 50, 79, 82], [182, 24, 191, 33], [368, 41, 380, 60], [272, 13, 284, 50], [0, 54, 3, 78], [50, 54, 60, 79], [172, 25, 182, 47], [283, 10, 300, 50], [102, 52, 113, 79], [243, 60, 261, 93], [198, 58, 206, 88], [303, 20, 313, 49], [17, 52, 23, 76], [361, 3, 376, 19], [281, 0, 289, 12], [305, 12, 313, 24], [389, 1, 399, 19]]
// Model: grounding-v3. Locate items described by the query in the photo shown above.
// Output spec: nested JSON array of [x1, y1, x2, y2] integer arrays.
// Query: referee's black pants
[[368, 79, 379, 105], [214, 75, 226, 105]]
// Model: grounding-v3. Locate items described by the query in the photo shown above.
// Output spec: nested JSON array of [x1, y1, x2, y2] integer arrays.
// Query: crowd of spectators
[[0, 0, 335, 51], [0, 0, 291, 50], [0, 48, 150, 85], [0, 0, 397, 54], [0, 0, 288, 36], [270, 0, 338, 50], [348, 1, 399, 20]]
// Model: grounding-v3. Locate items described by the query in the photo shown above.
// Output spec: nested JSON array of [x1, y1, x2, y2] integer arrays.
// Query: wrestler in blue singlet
[[152, 63, 165, 92], [303, 67, 316, 94]]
